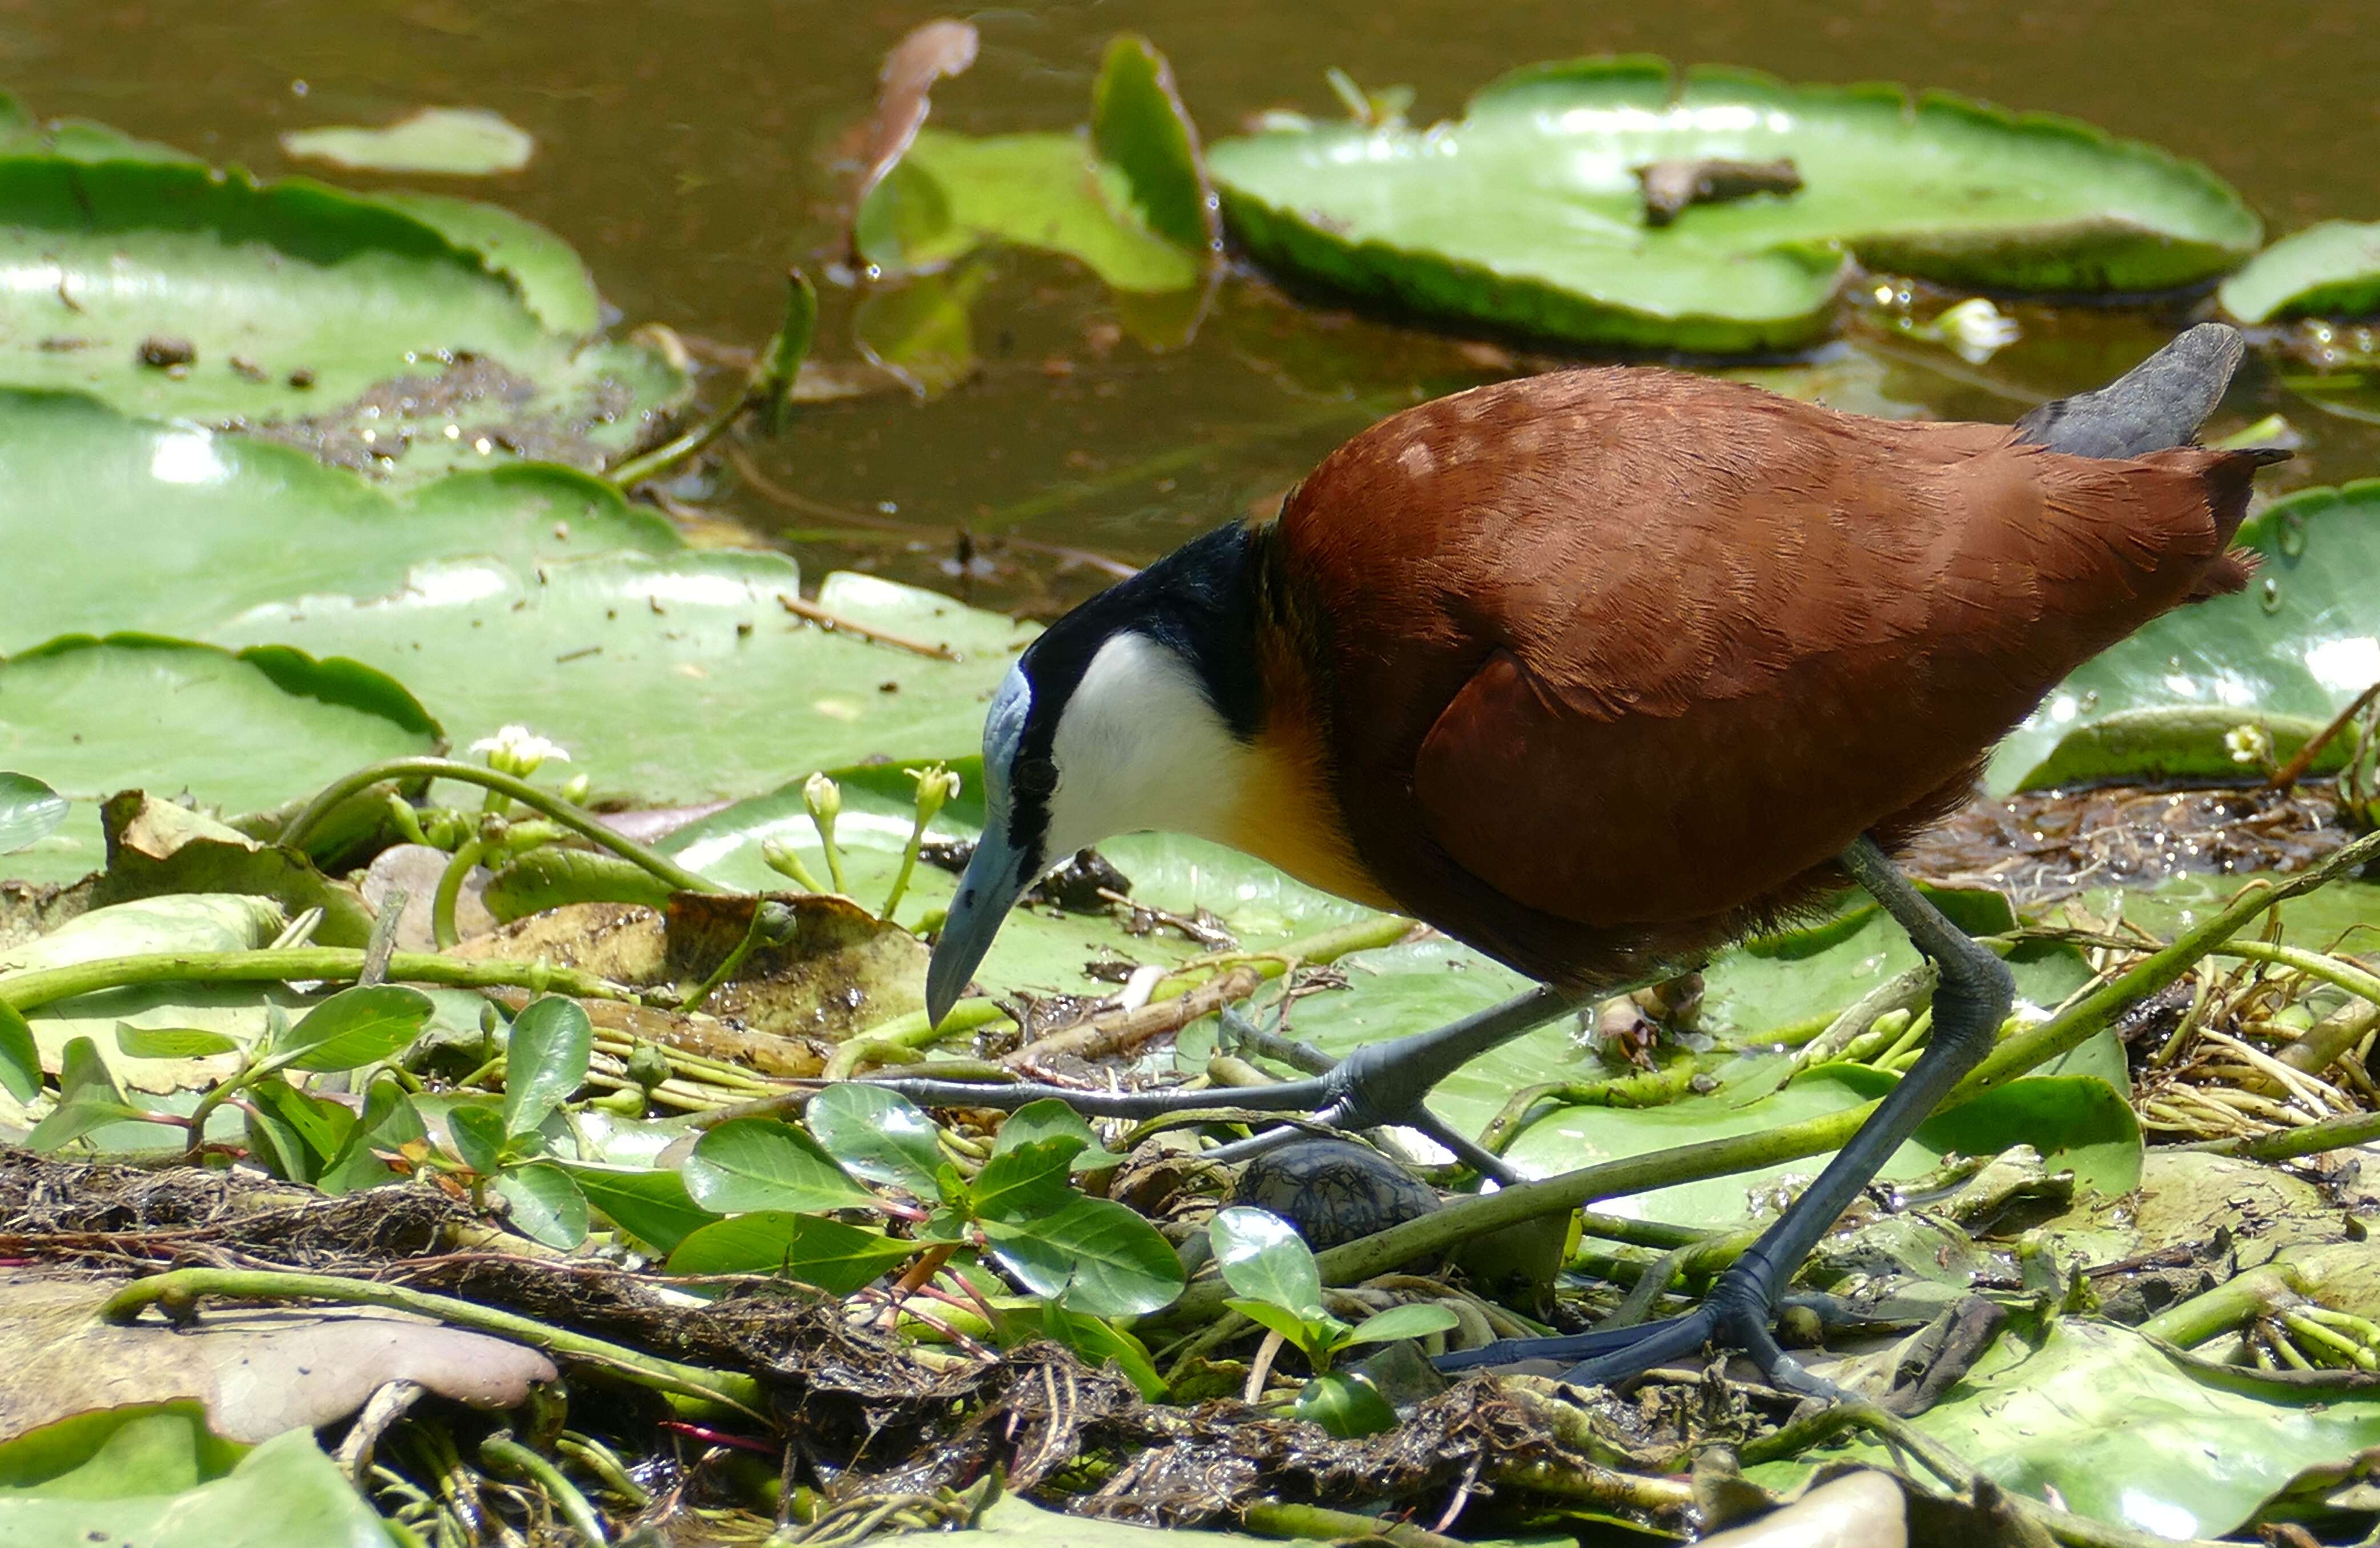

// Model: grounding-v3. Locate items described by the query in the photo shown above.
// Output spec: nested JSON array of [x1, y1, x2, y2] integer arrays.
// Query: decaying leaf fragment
[[1637, 156, 1805, 226]]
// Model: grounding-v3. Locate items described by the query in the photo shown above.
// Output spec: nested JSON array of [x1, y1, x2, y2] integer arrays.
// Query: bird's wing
[[1275, 367, 2254, 938]]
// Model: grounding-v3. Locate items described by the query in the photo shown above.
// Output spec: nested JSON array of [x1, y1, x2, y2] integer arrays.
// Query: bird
[[904, 322, 2274, 1388]]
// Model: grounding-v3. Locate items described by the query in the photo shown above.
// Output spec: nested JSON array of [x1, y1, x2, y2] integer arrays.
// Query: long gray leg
[[1440, 837, 2015, 1390]]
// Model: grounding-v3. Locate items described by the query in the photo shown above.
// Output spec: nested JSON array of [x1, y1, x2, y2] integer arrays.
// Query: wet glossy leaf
[[1340, 1301, 1461, 1349], [994, 1099, 1120, 1171], [1294, 1372, 1398, 1438], [1995, 479, 2380, 791], [112, 1025, 240, 1060], [500, 996, 591, 1140], [2220, 220, 2380, 324], [558, 1163, 718, 1255], [446, 1100, 507, 1177], [281, 106, 534, 176], [0, 1000, 39, 1104], [268, 984, 434, 1073], [1089, 35, 1219, 256], [968, 1137, 1080, 1223], [665, 1210, 917, 1293], [1748, 1319, 2380, 1539], [493, 1161, 590, 1250], [983, 1195, 1185, 1317], [0, 772, 67, 854], [207, 556, 1033, 805], [0, 150, 683, 473], [0, 391, 679, 656], [804, 1083, 946, 1197], [369, 192, 601, 336], [1208, 1205, 1324, 1319], [1223, 1297, 1333, 1356], [0, 1420, 388, 1548], [680, 1117, 877, 1215], [1209, 59, 2258, 350], [0, 635, 437, 818]]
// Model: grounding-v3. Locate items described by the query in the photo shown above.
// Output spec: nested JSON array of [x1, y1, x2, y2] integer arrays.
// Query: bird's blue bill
[[924, 827, 1032, 1026]]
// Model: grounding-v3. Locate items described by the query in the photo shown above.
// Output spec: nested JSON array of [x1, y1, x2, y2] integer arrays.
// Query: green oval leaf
[[1341, 1302, 1461, 1349], [665, 1211, 916, 1293], [1294, 1373, 1399, 1438], [680, 1117, 878, 1216], [982, 1195, 1185, 1318], [494, 1161, 590, 1251], [2220, 220, 2380, 324], [282, 107, 535, 177], [112, 1023, 241, 1060], [1208, 1206, 1323, 1320], [446, 1101, 507, 1177], [968, 1137, 1081, 1224], [269, 984, 434, 1073], [1224, 1297, 1332, 1357], [558, 1163, 719, 1256], [804, 1084, 945, 1197], [316, 1076, 426, 1196], [500, 996, 593, 1140], [994, 1099, 1121, 1171], [0, 771, 67, 855], [1209, 58, 2258, 350]]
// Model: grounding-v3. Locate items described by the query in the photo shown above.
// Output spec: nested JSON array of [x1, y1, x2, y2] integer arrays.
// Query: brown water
[[10, 0, 2379, 616]]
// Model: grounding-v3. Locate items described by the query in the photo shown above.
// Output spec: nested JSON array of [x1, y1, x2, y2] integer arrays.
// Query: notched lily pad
[[2220, 220, 2380, 325], [1207, 57, 2260, 350]]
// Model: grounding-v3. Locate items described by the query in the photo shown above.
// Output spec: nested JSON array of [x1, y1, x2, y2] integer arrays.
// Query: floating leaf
[[0, 391, 679, 655], [500, 996, 592, 1140], [207, 556, 1032, 805], [1994, 479, 2380, 791], [0, 772, 67, 854], [0, 1421, 389, 1548], [2220, 220, 2380, 324], [982, 1195, 1185, 1317], [680, 1118, 877, 1216], [665, 1210, 916, 1292], [804, 1084, 945, 1197], [0, 636, 437, 816], [281, 107, 535, 176], [493, 1161, 590, 1250], [268, 984, 434, 1073], [1208, 58, 2259, 351], [1207, 1206, 1325, 1319]]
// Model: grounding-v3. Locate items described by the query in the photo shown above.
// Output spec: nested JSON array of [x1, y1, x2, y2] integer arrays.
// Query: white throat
[[1042, 632, 1249, 859]]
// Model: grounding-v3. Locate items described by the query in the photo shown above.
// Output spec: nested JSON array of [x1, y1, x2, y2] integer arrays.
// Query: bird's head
[[924, 524, 1262, 1024]]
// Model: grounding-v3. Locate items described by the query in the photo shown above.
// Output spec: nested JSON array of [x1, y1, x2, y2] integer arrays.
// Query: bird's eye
[[1012, 757, 1059, 798]]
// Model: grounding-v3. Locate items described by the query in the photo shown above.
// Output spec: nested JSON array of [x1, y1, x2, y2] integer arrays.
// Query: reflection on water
[[6, 0, 2379, 615]]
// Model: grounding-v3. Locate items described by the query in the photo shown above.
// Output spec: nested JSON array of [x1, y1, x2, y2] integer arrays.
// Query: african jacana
[[901, 323, 2272, 1388]]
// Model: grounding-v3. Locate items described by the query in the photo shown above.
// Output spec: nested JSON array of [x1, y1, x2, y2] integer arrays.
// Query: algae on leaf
[[1208, 58, 2260, 351], [2220, 220, 2380, 325]]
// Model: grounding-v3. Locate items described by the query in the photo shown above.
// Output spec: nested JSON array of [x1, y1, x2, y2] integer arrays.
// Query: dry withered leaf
[[851, 18, 981, 256]]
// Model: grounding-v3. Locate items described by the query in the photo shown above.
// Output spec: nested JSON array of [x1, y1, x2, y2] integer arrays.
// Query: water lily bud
[[559, 773, 592, 806], [803, 771, 841, 825], [909, 763, 961, 825], [760, 837, 821, 892], [624, 1040, 671, 1090]]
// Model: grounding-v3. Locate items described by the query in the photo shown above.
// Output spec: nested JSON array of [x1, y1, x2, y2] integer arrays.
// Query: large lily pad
[[0, 1416, 389, 1548], [0, 151, 682, 477], [1207, 58, 2259, 351], [1992, 480, 2380, 791], [2220, 221, 2380, 324], [206, 556, 1033, 804], [0, 391, 679, 655], [0, 635, 437, 813]]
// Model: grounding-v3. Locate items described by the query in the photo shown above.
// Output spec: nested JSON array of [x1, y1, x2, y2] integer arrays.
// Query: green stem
[[881, 811, 931, 922], [678, 903, 774, 1014], [277, 759, 722, 896], [482, 1434, 609, 1545], [0, 949, 649, 1015], [100, 1269, 765, 1413], [431, 838, 485, 952], [2215, 940, 2380, 1005], [2138, 1265, 2304, 1346], [1239, 1501, 1469, 1548], [603, 393, 753, 490], [821, 998, 1016, 1081], [2177, 1106, 2380, 1162]]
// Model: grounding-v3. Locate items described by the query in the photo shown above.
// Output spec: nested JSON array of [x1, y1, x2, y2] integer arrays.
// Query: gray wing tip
[[2013, 322, 2249, 460]]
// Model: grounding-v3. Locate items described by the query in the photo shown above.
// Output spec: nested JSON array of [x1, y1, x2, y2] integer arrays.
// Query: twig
[[2267, 681, 2380, 791], [776, 592, 962, 661]]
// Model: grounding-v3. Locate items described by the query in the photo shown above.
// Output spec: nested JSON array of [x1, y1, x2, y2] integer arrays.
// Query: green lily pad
[[1749, 1319, 2380, 1539], [2220, 221, 2380, 324], [363, 193, 602, 336], [205, 556, 1034, 805], [0, 1416, 387, 1548], [855, 34, 1211, 293], [1992, 479, 2380, 791], [0, 635, 437, 812], [0, 150, 682, 477], [1207, 58, 2259, 351], [0, 391, 679, 656], [281, 107, 535, 177]]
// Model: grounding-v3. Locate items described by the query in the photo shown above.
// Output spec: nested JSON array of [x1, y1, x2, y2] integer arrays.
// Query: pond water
[[13, 0, 2379, 617]]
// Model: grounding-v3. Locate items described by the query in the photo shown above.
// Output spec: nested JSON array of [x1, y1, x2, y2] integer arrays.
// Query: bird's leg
[[1439, 836, 2014, 1394]]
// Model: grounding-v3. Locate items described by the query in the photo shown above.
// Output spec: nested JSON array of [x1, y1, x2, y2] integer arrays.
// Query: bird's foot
[[1435, 1266, 1847, 1399]]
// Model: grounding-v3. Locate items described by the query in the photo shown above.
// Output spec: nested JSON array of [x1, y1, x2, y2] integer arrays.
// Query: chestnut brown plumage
[[1253, 365, 2266, 989], [907, 322, 2275, 1392]]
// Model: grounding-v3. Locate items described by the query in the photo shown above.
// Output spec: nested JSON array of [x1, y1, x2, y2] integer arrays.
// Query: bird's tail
[[2016, 321, 2287, 600]]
